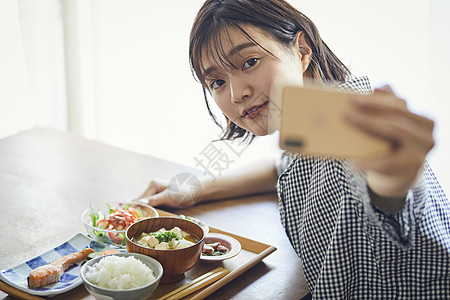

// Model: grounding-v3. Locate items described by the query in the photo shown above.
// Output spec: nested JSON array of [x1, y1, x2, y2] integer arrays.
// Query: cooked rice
[[85, 255, 156, 289]]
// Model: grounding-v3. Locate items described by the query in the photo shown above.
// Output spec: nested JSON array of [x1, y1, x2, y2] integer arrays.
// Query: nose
[[230, 77, 252, 103]]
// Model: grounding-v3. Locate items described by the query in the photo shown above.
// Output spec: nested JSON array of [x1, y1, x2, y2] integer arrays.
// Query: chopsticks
[[158, 267, 230, 300]]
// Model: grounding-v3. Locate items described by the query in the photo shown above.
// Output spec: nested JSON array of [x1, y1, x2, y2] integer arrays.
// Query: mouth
[[241, 101, 269, 119]]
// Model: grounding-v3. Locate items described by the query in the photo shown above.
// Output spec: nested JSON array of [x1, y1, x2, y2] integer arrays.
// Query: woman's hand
[[138, 179, 199, 208], [346, 85, 435, 212]]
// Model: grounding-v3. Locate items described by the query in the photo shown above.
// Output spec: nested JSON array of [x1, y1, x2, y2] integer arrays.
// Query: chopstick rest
[[158, 267, 230, 300]]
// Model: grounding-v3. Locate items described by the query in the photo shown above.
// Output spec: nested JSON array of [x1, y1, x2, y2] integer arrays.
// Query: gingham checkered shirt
[[276, 76, 450, 299]]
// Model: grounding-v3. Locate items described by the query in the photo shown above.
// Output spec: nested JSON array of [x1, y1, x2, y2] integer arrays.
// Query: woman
[[140, 0, 450, 298]]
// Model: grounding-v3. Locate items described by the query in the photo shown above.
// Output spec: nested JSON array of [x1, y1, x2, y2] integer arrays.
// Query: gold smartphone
[[279, 86, 405, 158]]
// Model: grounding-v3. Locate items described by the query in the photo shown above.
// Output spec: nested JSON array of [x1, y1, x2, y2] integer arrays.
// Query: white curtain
[[0, 0, 33, 138], [0, 0, 67, 138]]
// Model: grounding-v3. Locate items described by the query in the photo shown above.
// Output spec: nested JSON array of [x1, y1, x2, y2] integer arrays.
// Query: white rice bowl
[[85, 255, 156, 290]]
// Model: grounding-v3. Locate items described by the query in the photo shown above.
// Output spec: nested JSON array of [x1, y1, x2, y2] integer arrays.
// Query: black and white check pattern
[[276, 77, 450, 299]]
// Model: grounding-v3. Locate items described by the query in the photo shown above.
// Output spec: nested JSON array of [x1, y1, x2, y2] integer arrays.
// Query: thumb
[[140, 180, 166, 199], [137, 191, 173, 208], [374, 84, 395, 95]]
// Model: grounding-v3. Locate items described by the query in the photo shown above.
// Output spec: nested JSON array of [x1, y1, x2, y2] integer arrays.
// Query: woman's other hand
[[347, 85, 435, 212]]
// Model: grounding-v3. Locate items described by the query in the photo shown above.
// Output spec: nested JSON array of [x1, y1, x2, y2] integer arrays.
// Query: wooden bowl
[[126, 217, 205, 284]]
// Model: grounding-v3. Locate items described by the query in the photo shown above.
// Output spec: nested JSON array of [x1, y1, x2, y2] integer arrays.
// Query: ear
[[295, 31, 312, 73]]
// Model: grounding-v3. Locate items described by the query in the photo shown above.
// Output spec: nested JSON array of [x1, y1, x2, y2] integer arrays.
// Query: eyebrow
[[202, 42, 257, 78]]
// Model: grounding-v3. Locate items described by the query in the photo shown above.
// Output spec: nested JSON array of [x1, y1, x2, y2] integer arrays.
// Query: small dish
[[0, 233, 110, 297], [200, 233, 241, 262]]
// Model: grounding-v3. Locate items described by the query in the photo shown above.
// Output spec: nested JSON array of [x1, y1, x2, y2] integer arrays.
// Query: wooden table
[[0, 128, 309, 299]]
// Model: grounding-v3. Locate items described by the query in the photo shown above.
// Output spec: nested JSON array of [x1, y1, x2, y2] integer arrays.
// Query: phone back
[[279, 86, 402, 158]]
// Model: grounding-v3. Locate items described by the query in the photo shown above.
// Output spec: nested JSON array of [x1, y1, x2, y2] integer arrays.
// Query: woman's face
[[201, 25, 309, 136]]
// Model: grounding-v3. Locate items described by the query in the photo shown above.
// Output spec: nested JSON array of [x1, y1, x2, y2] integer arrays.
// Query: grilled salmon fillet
[[28, 248, 94, 288]]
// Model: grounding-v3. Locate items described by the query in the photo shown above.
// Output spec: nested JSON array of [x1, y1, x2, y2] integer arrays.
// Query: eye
[[242, 58, 259, 70], [209, 79, 225, 90]]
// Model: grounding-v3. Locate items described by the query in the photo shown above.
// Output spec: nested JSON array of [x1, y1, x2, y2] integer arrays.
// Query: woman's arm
[[139, 157, 278, 208], [200, 157, 279, 202]]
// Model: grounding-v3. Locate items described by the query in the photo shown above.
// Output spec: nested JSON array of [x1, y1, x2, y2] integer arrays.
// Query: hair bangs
[[195, 23, 250, 87], [193, 21, 277, 89]]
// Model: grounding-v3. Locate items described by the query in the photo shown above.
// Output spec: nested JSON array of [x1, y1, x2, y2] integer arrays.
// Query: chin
[[241, 121, 269, 137], [249, 127, 269, 137]]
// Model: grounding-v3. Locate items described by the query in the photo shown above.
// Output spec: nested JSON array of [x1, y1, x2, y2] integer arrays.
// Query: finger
[[350, 109, 435, 145], [352, 94, 407, 112], [140, 181, 165, 199], [349, 152, 390, 171], [352, 96, 433, 131], [139, 191, 174, 208], [346, 107, 434, 152], [373, 84, 395, 94], [350, 150, 402, 173], [354, 152, 421, 175]]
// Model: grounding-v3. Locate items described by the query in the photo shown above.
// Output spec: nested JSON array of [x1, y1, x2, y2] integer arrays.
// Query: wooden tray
[[0, 209, 277, 300]]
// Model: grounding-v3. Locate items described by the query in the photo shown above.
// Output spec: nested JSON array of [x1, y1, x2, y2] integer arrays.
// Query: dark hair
[[189, 0, 351, 142]]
